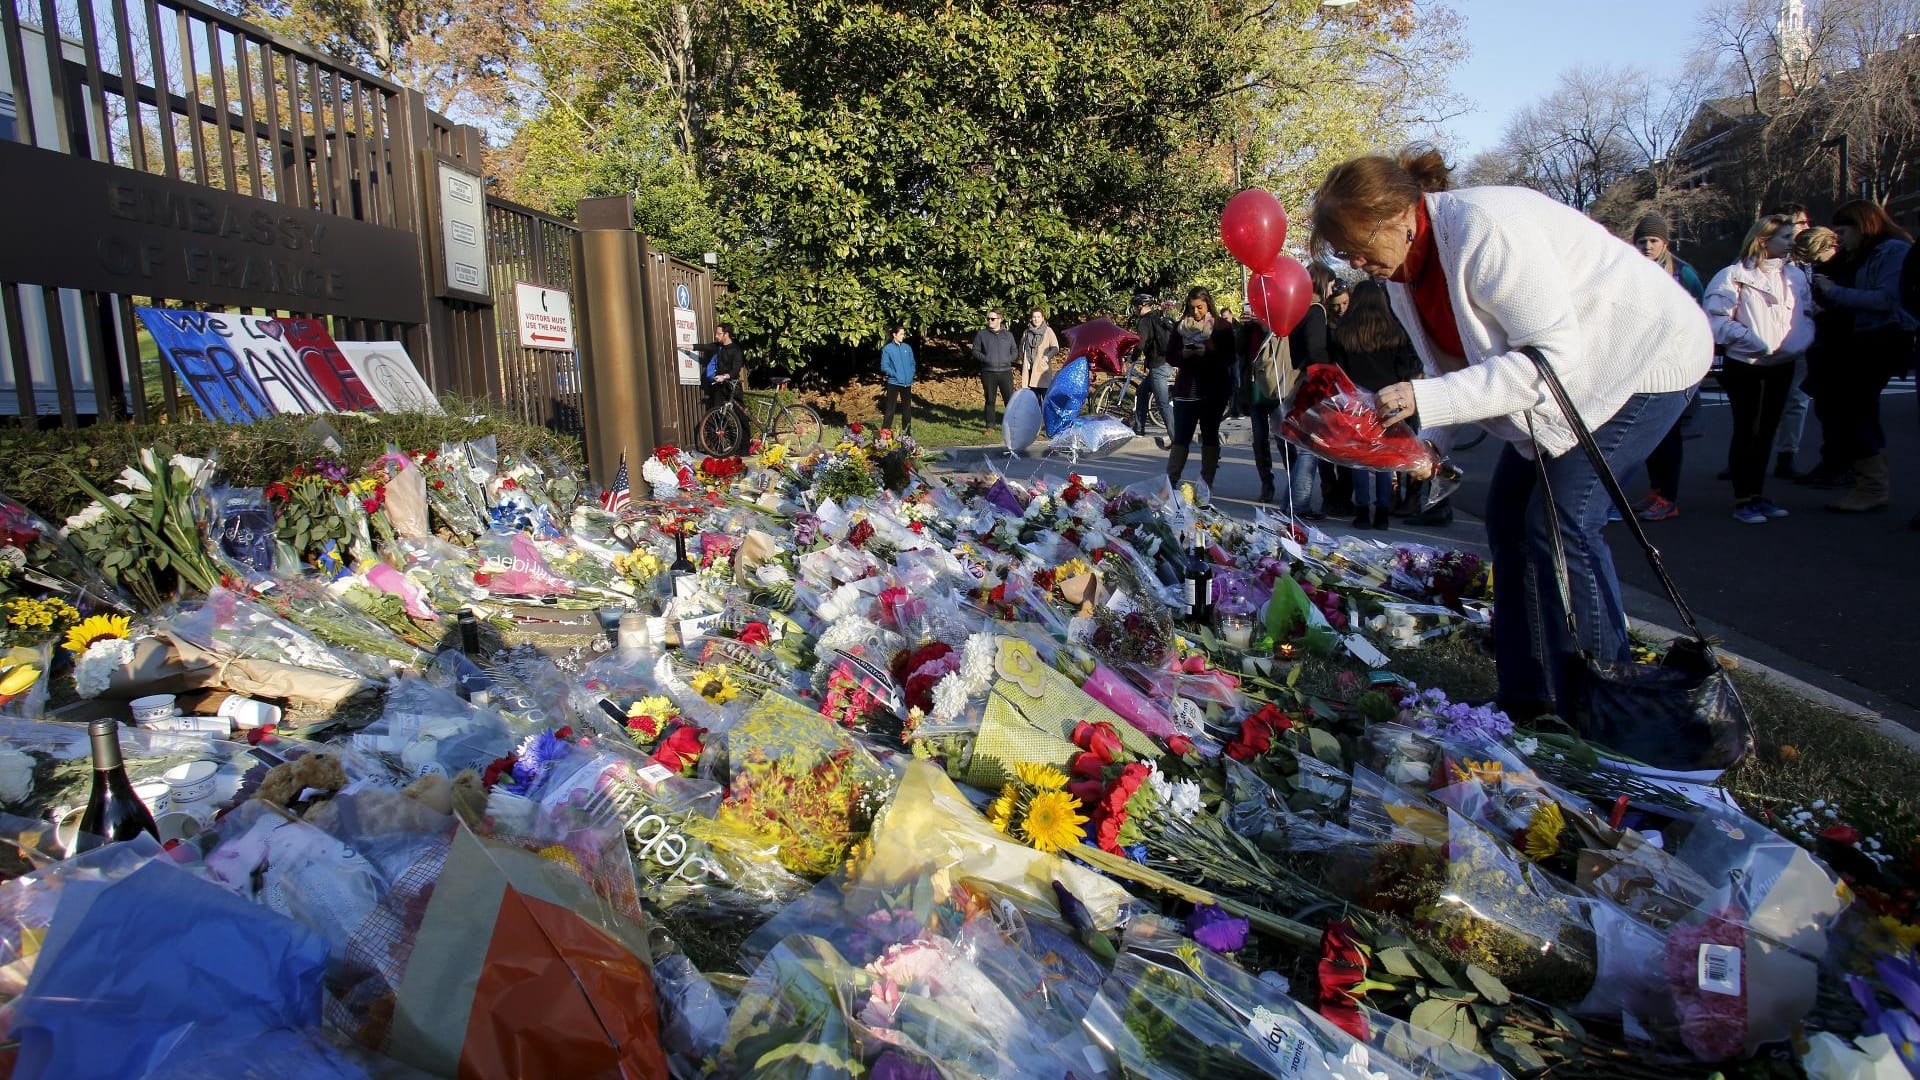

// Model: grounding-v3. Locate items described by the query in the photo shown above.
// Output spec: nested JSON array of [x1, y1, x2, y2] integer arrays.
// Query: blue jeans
[[1134, 363, 1173, 432], [1484, 390, 1690, 708], [1353, 469, 1395, 509], [1287, 446, 1320, 512]]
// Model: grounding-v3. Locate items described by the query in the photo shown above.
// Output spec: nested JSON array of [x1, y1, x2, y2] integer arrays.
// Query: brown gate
[[0, 0, 497, 425], [487, 197, 584, 442]]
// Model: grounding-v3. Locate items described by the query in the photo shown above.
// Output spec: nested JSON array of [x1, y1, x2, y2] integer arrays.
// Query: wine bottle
[[1187, 542, 1214, 627], [74, 719, 158, 852], [457, 608, 481, 656], [671, 529, 697, 576]]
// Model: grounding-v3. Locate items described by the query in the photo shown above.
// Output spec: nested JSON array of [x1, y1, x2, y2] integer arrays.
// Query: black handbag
[[1521, 347, 1755, 775]]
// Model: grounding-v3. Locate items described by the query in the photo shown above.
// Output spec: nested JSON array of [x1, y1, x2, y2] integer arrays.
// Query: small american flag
[[600, 452, 631, 513]]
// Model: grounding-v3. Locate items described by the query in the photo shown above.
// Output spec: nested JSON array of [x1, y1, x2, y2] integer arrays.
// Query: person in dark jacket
[[1166, 286, 1238, 490], [879, 325, 915, 435], [1330, 281, 1422, 529], [1131, 293, 1174, 446], [1630, 211, 1706, 524], [697, 323, 744, 410], [1277, 266, 1340, 517], [971, 311, 1019, 434], [1813, 199, 1917, 513]]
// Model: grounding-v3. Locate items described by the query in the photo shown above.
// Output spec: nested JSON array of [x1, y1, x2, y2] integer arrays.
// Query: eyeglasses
[[1331, 220, 1389, 263]]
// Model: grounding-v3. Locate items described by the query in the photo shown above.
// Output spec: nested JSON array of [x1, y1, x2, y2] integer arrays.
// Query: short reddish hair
[[1310, 146, 1453, 258]]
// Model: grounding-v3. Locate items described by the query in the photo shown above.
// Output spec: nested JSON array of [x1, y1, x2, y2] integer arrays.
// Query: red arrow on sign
[[531, 333, 568, 342]]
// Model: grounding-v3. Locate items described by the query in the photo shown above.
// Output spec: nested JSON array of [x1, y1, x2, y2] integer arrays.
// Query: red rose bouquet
[[1280, 364, 1441, 474]]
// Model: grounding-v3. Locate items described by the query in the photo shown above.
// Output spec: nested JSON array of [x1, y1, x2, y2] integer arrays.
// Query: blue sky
[[1441, 0, 1713, 157]]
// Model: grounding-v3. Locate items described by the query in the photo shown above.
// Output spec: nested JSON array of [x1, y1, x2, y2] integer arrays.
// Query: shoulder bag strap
[[1518, 346, 1711, 647]]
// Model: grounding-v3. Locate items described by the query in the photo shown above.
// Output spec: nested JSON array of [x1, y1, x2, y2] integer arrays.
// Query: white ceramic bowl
[[132, 780, 171, 815], [162, 760, 217, 803]]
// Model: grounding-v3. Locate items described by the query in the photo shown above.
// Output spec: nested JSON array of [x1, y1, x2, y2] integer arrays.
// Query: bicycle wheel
[[1090, 378, 1127, 420], [771, 404, 824, 451], [698, 405, 746, 457]]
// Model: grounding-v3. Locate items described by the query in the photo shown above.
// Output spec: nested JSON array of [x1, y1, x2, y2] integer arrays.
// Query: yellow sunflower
[[1012, 762, 1070, 791], [987, 792, 1016, 834], [1019, 791, 1088, 854], [1524, 801, 1565, 863], [689, 668, 741, 704], [1449, 758, 1503, 785], [62, 614, 130, 656]]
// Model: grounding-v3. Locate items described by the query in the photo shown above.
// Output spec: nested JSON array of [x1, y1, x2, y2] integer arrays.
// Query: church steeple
[[1776, 0, 1813, 94]]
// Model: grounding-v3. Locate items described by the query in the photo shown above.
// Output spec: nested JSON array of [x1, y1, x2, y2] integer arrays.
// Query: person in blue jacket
[[880, 325, 916, 435]]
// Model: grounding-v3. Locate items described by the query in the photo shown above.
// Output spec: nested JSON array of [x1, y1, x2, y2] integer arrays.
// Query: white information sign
[[513, 282, 575, 350], [333, 341, 444, 414], [673, 306, 701, 385], [435, 161, 488, 295]]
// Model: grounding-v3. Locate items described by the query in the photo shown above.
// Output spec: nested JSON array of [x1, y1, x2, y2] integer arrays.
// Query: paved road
[[939, 378, 1920, 727]]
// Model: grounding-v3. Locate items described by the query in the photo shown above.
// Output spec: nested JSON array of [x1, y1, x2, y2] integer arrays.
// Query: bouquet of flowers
[[713, 693, 894, 877], [1280, 365, 1441, 474]]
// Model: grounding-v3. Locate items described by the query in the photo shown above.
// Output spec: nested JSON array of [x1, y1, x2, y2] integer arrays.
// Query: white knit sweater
[[1390, 187, 1713, 457]]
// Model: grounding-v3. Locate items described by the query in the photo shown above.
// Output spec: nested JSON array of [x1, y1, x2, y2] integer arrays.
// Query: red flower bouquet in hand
[[1280, 364, 1441, 473]]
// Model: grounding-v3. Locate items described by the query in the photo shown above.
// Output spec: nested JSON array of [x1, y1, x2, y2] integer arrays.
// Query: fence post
[[572, 195, 655, 489]]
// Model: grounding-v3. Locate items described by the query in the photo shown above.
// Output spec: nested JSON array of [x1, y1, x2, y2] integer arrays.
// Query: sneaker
[[1731, 502, 1769, 524], [1631, 492, 1662, 514], [1749, 497, 1789, 519], [1636, 495, 1680, 521]]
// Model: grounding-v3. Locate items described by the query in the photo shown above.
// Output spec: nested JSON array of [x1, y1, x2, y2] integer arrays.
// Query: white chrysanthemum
[[73, 637, 136, 698], [930, 673, 972, 721], [960, 633, 997, 692]]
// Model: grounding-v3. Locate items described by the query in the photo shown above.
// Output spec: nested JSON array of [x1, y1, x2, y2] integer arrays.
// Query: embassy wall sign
[[0, 138, 427, 325]]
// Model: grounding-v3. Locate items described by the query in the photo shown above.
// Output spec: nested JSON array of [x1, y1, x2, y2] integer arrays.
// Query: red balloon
[[1220, 188, 1289, 273], [1061, 318, 1141, 376], [1247, 257, 1313, 335]]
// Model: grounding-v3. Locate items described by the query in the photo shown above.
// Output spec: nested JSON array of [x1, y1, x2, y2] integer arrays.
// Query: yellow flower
[[1449, 758, 1503, 785], [1524, 801, 1565, 863], [988, 792, 1016, 834], [1877, 916, 1920, 951], [760, 444, 790, 467], [690, 667, 740, 704], [1180, 482, 1197, 506], [62, 614, 131, 655], [1019, 790, 1088, 853], [535, 844, 581, 871], [1012, 762, 1070, 791], [627, 695, 676, 721]]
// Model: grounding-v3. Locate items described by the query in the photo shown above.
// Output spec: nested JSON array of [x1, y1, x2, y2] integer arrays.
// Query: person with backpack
[[697, 323, 744, 411], [1702, 214, 1813, 524], [1812, 200, 1916, 514], [879, 325, 916, 436]]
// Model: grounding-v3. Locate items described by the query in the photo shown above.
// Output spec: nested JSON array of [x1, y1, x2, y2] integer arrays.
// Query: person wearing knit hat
[[1632, 212, 1704, 301]]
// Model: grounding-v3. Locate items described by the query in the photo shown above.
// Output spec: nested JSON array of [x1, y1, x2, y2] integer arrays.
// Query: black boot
[[1258, 478, 1276, 503], [1166, 445, 1190, 486], [1353, 507, 1370, 529], [1774, 451, 1803, 480], [1372, 506, 1390, 530], [1200, 446, 1220, 492]]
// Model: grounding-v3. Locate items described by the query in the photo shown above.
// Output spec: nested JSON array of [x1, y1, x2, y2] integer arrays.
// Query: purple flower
[[503, 728, 575, 796], [870, 1051, 942, 1080], [1186, 903, 1249, 953], [985, 479, 1025, 516]]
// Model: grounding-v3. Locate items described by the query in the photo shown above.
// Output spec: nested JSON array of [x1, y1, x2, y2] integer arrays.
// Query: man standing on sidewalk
[[1131, 293, 1173, 448], [971, 311, 1019, 435]]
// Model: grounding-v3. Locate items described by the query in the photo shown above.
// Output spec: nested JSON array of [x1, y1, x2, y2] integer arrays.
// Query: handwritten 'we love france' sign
[[135, 307, 441, 423]]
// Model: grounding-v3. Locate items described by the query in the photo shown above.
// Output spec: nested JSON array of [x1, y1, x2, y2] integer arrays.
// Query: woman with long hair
[[1166, 286, 1238, 490], [1329, 280, 1421, 529], [1702, 214, 1814, 523], [1310, 146, 1710, 719], [1811, 200, 1916, 513]]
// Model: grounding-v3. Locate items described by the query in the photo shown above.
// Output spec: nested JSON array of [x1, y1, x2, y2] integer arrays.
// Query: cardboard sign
[[513, 282, 575, 351], [137, 307, 358, 422], [673, 307, 701, 385], [334, 341, 443, 414], [276, 318, 381, 411]]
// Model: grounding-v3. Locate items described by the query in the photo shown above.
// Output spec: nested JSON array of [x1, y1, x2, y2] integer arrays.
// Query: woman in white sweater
[[1310, 148, 1712, 719], [1702, 215, 1815, 524]]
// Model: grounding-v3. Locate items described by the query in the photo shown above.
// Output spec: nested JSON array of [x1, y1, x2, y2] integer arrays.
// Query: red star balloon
[[1061, 318, 1141, 375]]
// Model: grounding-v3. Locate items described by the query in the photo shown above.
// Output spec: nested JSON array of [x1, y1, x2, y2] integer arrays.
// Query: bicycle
[[1087, 363, 1167, 432], [697, 378, 824, 457]]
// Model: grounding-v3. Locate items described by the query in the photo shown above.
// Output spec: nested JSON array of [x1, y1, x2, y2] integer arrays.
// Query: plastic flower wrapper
[[8, 857, 331, 1080], [474, 530, 575, 598], [155, 587, 388, 696], [1082, 915, 1429, 1080], [962, 635, 1159, 791], [714, 692, 895, 878], [0, 492, 135, 614], [353, 675, 521, 782], [417, 447, 486, 539], [0, 833, 164, 1007], [199, 798, 390, 963], [219, 562, 435, 664], [1364, 809, 1598, 1001], [724, 888, 1102, 1078], [1281, 364, 1442, 474]]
